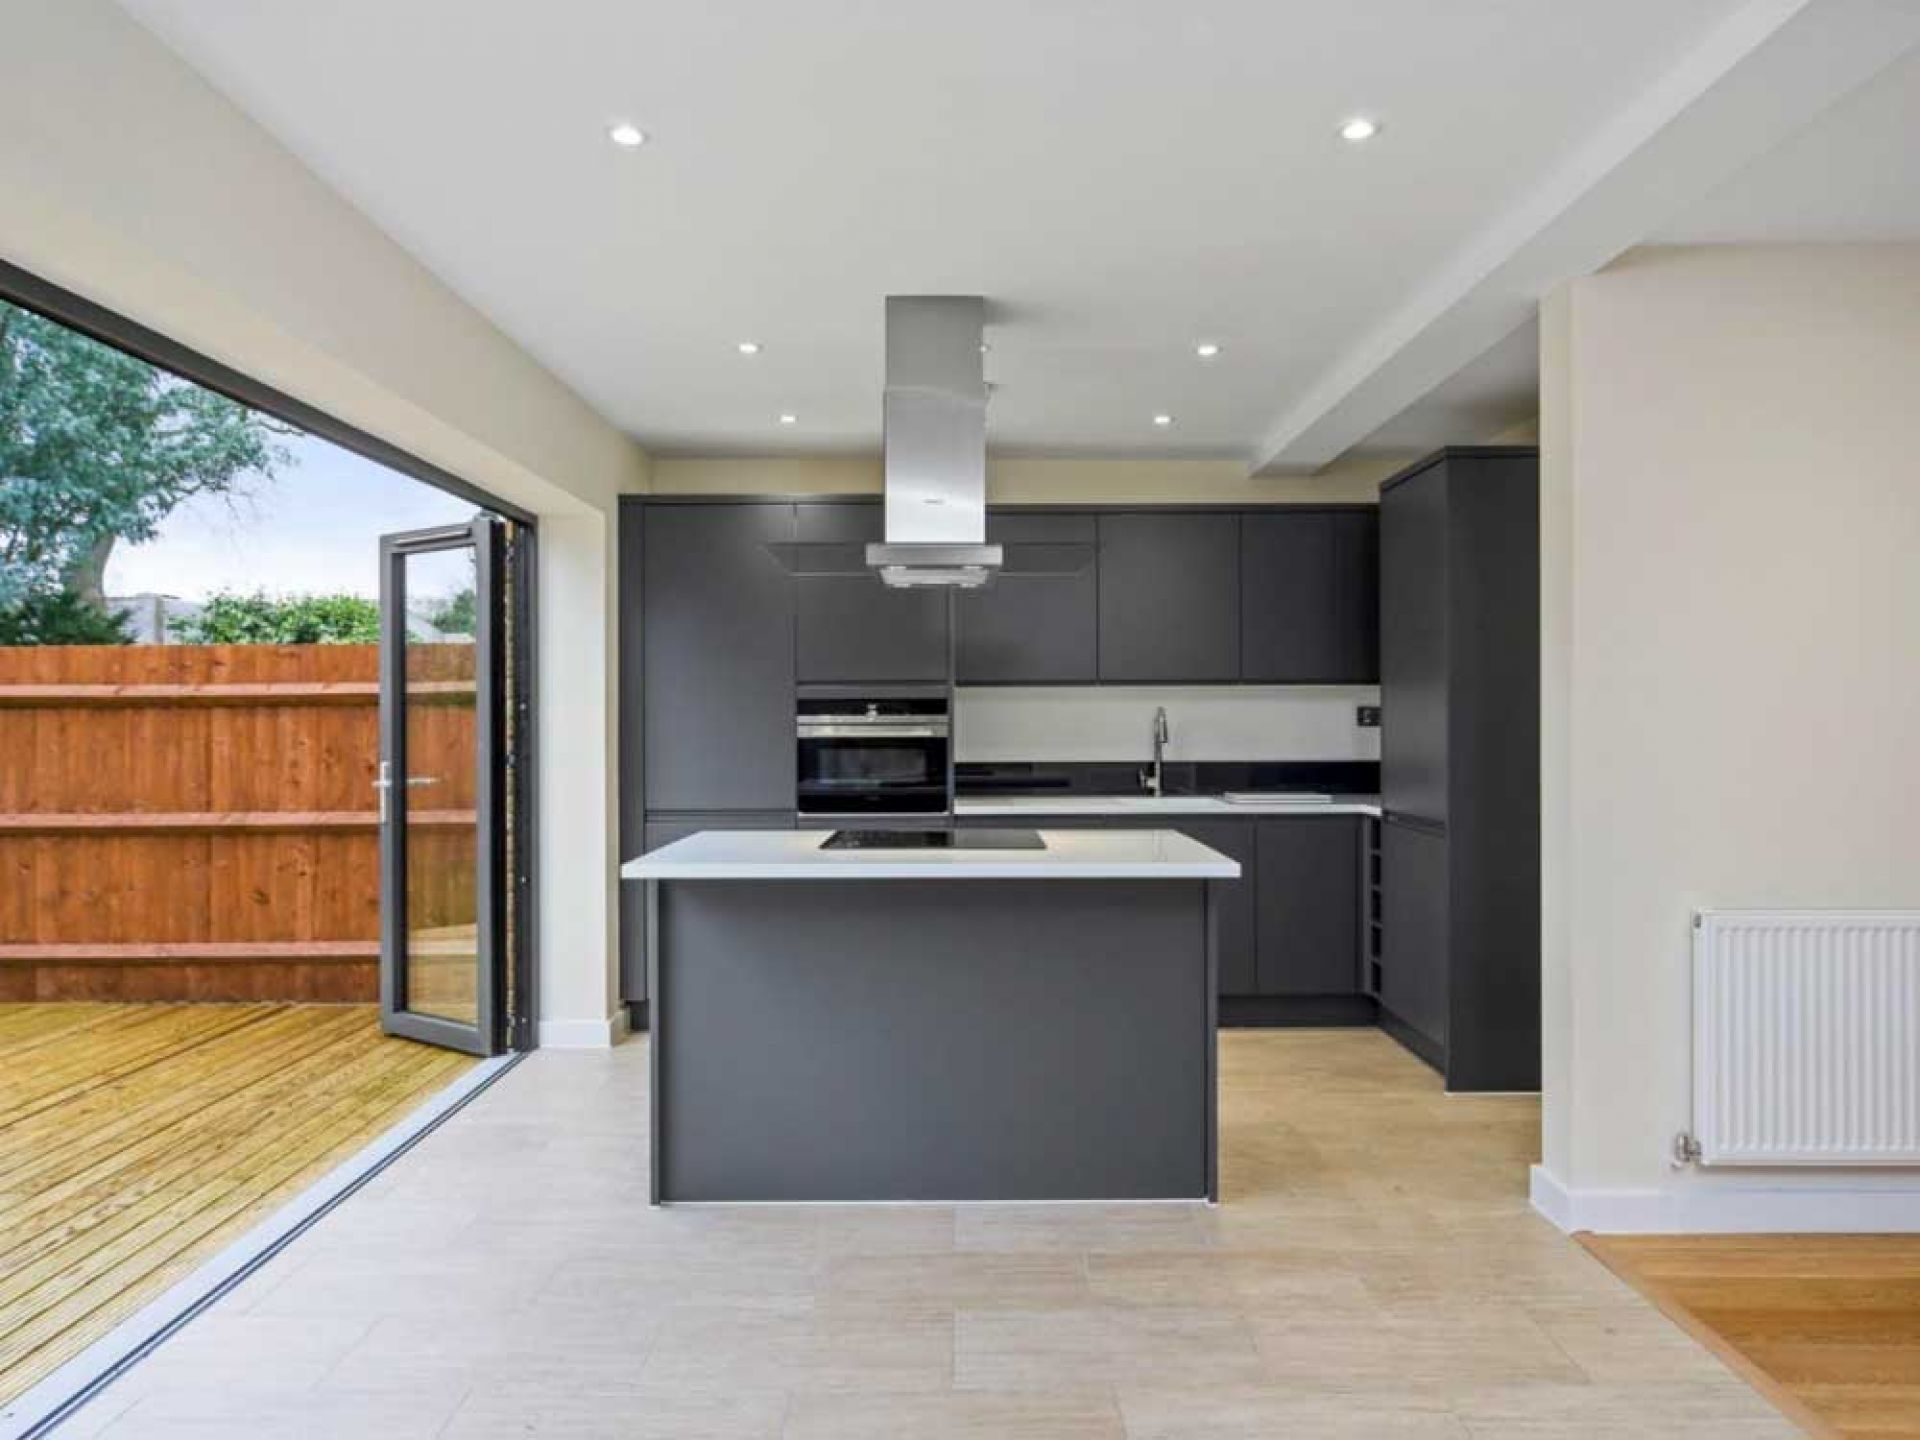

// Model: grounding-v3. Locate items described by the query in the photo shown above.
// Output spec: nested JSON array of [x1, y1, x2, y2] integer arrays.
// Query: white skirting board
[[536, 1009, 632, 1049], [1530, 1163, 1920, 1234]]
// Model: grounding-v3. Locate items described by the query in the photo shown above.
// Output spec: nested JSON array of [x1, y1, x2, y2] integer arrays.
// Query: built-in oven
[[796, 690, 951, 820]]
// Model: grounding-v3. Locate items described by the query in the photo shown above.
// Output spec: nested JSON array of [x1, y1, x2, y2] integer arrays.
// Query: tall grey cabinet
[[619, 500, 799, 1004], [1377, 448, 1540, 1092]]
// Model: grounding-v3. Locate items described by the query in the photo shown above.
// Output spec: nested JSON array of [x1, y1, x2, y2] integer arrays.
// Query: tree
[[0, 301, 293, 619], [0, 590, 133, 645], [174, 591, 381, 645], [424, 587, 476, 635]]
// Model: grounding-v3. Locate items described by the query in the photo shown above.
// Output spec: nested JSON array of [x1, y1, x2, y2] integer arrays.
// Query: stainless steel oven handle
[[796, 723, 949, 739], [797, 711, 947, 725]]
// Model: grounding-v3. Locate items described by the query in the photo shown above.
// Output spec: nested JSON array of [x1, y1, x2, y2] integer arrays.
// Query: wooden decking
[[1584, 1233, 1920, 1439], [0, 1003, 474, 1404]]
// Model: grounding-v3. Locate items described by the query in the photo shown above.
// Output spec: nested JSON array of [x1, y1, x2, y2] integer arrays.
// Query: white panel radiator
[[1692, 910, 1920, 1166]]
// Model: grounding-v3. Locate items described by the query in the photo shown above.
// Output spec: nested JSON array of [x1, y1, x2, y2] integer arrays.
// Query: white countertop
[[623, 828, 1242, 880], [954, 793, 1384, 819]]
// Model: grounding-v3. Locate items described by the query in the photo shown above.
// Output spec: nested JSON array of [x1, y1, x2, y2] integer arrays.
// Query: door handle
[[374, 764, 441, 822]]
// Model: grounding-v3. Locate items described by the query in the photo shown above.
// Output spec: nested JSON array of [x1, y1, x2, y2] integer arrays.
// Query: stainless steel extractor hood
[[866, 296, 1002, 589]]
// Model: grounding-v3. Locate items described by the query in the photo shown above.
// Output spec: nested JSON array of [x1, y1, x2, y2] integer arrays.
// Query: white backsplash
[[953, 686, 1382, 764]]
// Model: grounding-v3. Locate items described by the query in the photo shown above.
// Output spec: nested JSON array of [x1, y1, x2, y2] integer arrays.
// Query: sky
[[104, 431, 480, 602]]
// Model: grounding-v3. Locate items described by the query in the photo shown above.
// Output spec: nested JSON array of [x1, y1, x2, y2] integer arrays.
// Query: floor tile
[[58, 1032, 1802, 1439]]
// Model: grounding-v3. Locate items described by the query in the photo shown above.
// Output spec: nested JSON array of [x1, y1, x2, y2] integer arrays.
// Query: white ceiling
[[1662, 46, 1920, 243], [115, 1, 1920, 466], [1351, 320, 1539, 457]]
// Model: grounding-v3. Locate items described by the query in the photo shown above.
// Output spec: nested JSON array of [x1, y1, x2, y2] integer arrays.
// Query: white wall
[[0, 0, 649, 1045], [956, 687, 1380, 765], [1536, 245, 1920, 1232]]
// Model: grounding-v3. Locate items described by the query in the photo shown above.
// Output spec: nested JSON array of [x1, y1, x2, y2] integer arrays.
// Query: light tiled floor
[[64, 1030, 1799, 1439]]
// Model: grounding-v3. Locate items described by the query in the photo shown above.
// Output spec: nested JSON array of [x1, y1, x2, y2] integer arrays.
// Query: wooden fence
[[0, 643, 474, 1002]]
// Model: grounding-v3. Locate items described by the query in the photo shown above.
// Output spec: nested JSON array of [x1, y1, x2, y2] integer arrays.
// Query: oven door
[[796, 726, 950, 817]]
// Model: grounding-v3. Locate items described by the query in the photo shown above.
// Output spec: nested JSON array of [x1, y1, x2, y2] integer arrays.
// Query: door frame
[[1, 260, 540, 1052]]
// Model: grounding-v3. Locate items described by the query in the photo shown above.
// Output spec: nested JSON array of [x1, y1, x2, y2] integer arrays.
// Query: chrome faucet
[[1142, 706, 1171, 796]]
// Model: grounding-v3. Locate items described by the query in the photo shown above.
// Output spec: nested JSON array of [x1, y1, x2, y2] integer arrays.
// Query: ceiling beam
[[1253, 0, 1920, 475]]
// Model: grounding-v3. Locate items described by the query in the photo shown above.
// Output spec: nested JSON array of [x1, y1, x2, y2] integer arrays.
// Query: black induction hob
[[821, 828, 1047, 851]]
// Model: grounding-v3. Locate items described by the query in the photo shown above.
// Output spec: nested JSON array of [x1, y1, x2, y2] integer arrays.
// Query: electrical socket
[[1356, 705, 1381, 728]]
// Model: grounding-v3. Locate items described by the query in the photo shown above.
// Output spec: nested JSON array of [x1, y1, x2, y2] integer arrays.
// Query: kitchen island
[[622, 828, 1239, 1204]]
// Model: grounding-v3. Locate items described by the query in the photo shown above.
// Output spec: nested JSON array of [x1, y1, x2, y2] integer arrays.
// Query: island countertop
[[622, 828, 1241, 881]]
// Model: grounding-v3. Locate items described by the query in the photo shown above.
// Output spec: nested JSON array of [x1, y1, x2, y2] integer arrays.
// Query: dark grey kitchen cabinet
[[1254, 817, 1361, 996], [644, 813, 796, 853], [954, 511, 1099, 683], [1096, 513, 1240, 682], [953, 814, 1115, 828], [1379, 818, 1448, 1058], [1166, 819, 1257, 996], [624, 813, 796, 1004], [636, 502, 797, 814], [1380, 469, 1450, 823], [794, 502, 949, 683], [1329, 511, 1380, 682], [1376, 447, 1540, 1091], [1240, 510, 1379, 684]]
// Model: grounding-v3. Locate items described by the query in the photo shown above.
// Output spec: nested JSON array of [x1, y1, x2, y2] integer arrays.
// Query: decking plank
[[0, 1004, 473, 1404]]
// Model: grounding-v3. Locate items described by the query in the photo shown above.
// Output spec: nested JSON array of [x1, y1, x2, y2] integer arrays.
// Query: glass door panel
[[378, 517, 505, 1054]]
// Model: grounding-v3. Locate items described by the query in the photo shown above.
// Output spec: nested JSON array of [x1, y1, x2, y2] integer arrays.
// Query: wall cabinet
[[794, 502, 949, 684], [1096, 513, 1241, 682], [637, 502, 797, 813], [1254, 817, 1361, 996], [1240, 512, 1379, 683], [954, 512, 1099, 683]]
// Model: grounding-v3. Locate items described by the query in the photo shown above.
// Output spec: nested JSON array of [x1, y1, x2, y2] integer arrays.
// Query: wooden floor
[[1585, 1234, 1920, 1439], [0, 1003, 474, 1404], [76, 1029, 1806, 1439]]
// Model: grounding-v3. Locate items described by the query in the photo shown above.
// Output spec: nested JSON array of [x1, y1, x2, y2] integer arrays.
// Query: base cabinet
[[1379, 819, 1448, 1055], [1166, 820, 1257, 996], [1254, 817, 1361, 996]]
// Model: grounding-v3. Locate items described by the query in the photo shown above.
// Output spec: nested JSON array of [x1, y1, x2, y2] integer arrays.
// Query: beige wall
[[1, 0, 648, 1043], [651, 454, 1405, 503], [1538, 245, 1920, 1229]]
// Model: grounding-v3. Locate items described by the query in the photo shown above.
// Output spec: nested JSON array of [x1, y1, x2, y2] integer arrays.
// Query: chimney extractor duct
[[866, 296, 1001, 589]]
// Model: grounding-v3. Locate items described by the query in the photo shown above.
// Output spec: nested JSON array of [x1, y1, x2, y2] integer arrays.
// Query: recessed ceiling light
[[778, 413, 798, 425], [608, 122, 647, 148], [737, 341, 762, 356], [1195, 342, 1221, 359], [1339, 116, 1379, 143], [1152, 414, 1175, 428]]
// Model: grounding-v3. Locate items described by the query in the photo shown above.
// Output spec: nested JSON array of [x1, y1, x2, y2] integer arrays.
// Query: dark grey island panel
[[629, 826, 1236, 1204], [651, 877, 1214, 1202]]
